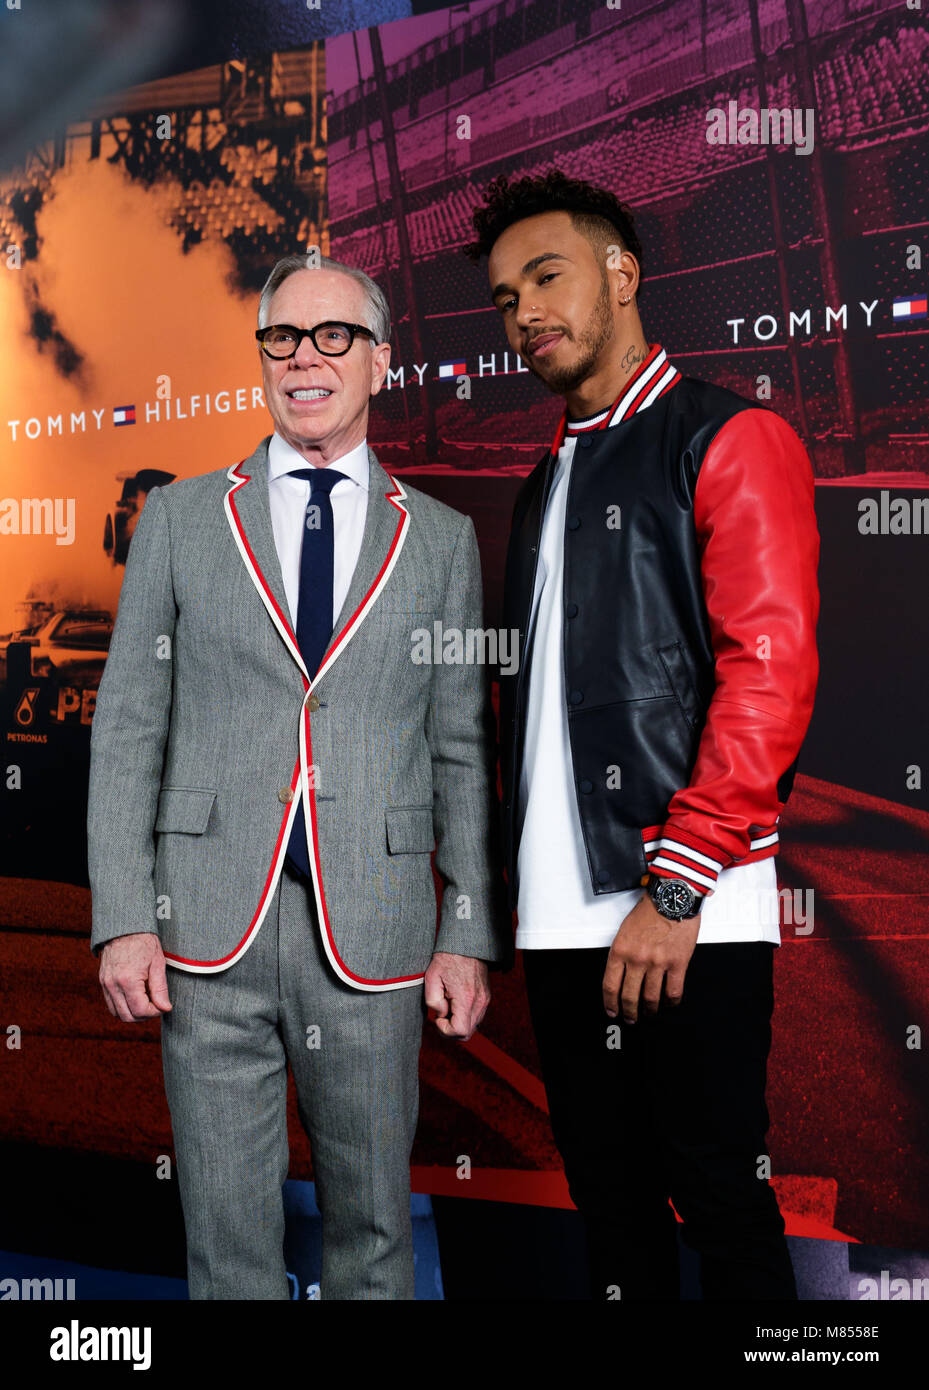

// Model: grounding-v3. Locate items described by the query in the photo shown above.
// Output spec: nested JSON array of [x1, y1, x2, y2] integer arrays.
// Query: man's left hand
[[602, 893, 701, 1025], [425, 952, 490, 1041]]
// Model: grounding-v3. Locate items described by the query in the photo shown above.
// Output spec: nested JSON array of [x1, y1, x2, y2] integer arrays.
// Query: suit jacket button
[[307, 693, 321, 712], [279, 786, 295, 803]]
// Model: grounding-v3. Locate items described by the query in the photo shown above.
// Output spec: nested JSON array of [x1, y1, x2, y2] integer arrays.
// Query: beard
[[527, 273, 615, 396]]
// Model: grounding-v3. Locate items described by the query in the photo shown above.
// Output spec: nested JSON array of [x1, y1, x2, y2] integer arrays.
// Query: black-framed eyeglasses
[[255, 321, 377, 358]]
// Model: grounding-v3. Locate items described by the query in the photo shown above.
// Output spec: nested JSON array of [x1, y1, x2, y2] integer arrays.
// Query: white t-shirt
[[514, 436, 781, 951]]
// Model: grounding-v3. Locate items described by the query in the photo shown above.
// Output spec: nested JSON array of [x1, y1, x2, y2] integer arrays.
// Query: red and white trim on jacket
[[642, 823, 780, 896], [549, 342, 682, 453], [161, 457, 424, 991]]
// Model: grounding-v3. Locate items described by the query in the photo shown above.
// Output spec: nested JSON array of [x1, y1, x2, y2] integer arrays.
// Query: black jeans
[[522, 941, 797, 1301]]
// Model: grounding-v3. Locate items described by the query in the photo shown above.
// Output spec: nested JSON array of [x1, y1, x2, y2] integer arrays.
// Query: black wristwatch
[[646, 875, 704, 921]]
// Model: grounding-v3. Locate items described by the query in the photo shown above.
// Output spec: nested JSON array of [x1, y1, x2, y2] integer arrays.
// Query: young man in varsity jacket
[[463, 170, 820, 1301]]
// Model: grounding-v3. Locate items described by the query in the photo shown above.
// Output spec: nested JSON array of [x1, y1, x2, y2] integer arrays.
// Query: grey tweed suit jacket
[[87, 434, 511, 990]]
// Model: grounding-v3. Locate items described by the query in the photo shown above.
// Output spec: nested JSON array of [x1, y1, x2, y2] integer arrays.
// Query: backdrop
[[1, 0, 927, 1260]]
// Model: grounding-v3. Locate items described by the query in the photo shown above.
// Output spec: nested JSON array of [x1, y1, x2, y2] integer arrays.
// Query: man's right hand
[[98, 933, 172, 1022]]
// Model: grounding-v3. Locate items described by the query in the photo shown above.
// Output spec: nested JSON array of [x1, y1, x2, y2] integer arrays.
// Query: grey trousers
[[160, 861, 426, 1300]]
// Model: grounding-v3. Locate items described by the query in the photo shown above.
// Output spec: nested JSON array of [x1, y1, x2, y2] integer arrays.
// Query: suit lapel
[[224, 435, 305, 674], [224, 437, 410, 689], [322, 446, 409, 667]]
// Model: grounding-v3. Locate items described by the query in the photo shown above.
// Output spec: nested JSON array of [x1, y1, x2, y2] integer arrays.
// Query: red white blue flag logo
[[438, 361, 467, 378], [113, 405, 136, 426], [892, 296, 927, 321]]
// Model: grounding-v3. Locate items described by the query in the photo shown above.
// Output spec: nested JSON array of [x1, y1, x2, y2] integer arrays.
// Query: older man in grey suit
[[87, 251, 510, 1300]]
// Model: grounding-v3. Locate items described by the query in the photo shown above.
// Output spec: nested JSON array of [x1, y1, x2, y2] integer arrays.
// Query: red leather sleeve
[[649, 407, 820, 896]]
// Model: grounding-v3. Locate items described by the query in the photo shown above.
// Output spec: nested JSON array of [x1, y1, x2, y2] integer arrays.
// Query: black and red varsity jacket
[[498, 355, 821, 907]]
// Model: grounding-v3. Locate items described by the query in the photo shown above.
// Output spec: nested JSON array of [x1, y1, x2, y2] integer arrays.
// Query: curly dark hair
[[461, 167, 644, 293]]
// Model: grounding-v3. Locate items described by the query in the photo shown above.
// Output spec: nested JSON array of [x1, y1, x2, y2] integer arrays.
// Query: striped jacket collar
[[549, 343, 682, 454], [223, 434, 410, 690]]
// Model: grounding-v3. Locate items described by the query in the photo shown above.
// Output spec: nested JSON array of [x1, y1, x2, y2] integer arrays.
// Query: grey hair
[[257, 253, 391, 345]]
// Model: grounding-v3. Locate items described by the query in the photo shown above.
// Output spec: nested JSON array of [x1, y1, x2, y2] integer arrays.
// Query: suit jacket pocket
[[385, 804, 435, 854], [154, 786, 217, 834]]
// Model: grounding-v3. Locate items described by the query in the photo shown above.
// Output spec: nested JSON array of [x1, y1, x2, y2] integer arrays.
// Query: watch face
[[654, 878, 696, 918]]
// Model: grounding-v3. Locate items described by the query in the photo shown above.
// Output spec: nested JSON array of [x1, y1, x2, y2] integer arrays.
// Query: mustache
[[526, 329, 569, 352]]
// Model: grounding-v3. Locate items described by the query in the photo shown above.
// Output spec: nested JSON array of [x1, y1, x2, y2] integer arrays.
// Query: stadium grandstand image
[[327, 0, 927, 479], [0, 0, 928, 1309], [0, 48, 328, 314]]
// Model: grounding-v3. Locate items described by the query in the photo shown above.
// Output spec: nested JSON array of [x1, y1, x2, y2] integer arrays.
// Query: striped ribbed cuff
[[646, 827, 727, 894]]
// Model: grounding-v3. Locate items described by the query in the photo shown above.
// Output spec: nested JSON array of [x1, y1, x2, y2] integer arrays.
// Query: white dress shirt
[[267, 431, 369, 631], [514, 434, 781, 951]]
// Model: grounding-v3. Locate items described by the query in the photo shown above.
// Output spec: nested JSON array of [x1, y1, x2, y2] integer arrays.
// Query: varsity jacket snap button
[[596, 869, 611, 884], [567, 516, 581, 530], [568, 689, 584, 705], [579, 779, 593, 794], [579, 435, 592, 448], [565, 602, 578, 618], [279, 787, 295, 803]]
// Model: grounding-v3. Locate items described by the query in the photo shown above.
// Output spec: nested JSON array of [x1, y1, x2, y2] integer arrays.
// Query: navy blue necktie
[[285, 466, 347, 881]]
